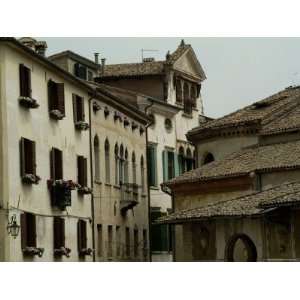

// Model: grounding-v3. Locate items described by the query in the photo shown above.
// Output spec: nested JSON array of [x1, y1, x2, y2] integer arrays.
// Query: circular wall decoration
[[165, 118, 173, 132]]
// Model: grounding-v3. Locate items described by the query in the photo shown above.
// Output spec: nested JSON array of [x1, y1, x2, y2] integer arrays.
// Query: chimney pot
[[101, 58, 106, 74], [94, 53, 99, 65]]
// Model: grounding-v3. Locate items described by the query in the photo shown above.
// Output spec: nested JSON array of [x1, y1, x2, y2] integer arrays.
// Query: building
[[158, 86, 300, 261], [94, 40, 206, 257], [0, 37, 93, 261], [49, 49, 150, 261]]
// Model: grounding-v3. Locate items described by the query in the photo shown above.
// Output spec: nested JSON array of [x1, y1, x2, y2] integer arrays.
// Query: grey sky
[[42, 37, 300, 118]]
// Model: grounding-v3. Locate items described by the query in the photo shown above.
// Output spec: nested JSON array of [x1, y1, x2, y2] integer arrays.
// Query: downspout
[[88, 93, 96, 262], [144, 98, 154, 262]]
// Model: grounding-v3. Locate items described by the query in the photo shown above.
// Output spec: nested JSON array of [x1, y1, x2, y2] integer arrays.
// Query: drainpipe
[[144, 98, 155, 262], [88, 93, 96, 262]]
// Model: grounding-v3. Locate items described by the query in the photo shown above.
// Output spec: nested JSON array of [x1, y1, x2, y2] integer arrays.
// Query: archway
[[225, 234, 257, 262]]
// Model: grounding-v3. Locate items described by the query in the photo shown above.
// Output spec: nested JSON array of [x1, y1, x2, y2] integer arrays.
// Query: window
[[105, 139, 110, 183], [175, 79, 183, 103], [186, 148, 194, 171], [107, 225, 113, 258], [48, 80, 65, 119], [97, 224, 103, 257], [178, 147, 185, 175], [125, 227, 130, 258], [20, 137, 39, 183], [162, 150, 175, 181], [114, 144, 119, 185], [21, 213, 37, 249], [147, 144, 157, 187], [53, 217, 65, 250], [141, 156, 145, 193], [183, 82, 192, 115], [77, 155, 88, 188], [134, 229, 139, 258], [73, 94, 85, 123], [19, 64, 31, 98], [116, 226, 121, 257], [164, 118, 173, 132], [77, 219, 87, 254], [203, 153, 215, 165], [94, 135, 100, 181], [132, 152, 136, 184], [119, 144, 124, 185], [124, 149, 129, 184], [74, 63, 87, 80], [50, 147, 63, 180]]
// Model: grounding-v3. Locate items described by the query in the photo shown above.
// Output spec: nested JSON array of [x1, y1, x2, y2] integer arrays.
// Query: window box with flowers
[[23, 246, 44, 257], [54, 247, 71, 258], [75, 121, 90, 131]]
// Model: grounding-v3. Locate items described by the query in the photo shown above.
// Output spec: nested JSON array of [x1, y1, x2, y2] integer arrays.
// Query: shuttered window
[[125, 227, 130, 258], [73, 94, 85, 123], [134, 229, 139, 258], [50, 147, 63, 180], [19, 64, 32, 98], [147, 145, 157, 187], [74, 63, 87, 80], [77, 219, 87, 252], [48, 80, 65, 116], [20, 138, 36, 176], [21, 213, 37, 249], [167, 151, 175, 180], [77, 155, 87, 187], [53, 217, 65, 249], [162, 150, 175, 181]]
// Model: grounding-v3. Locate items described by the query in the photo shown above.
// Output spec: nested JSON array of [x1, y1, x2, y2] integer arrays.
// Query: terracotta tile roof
[[165, 139, 300, 187], [156, 181, 300, 224], [99, 41, 192, 78], [188, 86, 300, 139]]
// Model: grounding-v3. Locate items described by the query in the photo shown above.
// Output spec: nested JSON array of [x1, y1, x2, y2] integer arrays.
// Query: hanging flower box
[[75, 121, 90, 131], [79, 248, 93, 257], [19, 96, 39, 109], [49, 109, 65, 120], [23, 246, 44, 257], [22, 174, 41, 185], [54, 247, 71, 258], [78, 185, 92, 195]]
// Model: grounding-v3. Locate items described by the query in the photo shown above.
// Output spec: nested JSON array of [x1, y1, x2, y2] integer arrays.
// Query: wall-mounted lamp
[[7, 214, 20, 239]]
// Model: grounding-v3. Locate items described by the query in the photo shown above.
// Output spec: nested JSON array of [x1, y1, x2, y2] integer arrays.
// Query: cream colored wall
[[1, 44, 93, 261], [91, 103, 149, 261], [196, 135, 258, 165]]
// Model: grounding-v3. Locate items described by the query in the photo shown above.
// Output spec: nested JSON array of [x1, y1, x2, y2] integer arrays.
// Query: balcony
[[120, 183, 139, 214]]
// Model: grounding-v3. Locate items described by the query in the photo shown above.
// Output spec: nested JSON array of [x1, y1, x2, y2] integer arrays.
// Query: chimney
[[35, 41, 48, 56], [19, 37, 47, 56], [94, 53, 99, 65], [101, 58, 106, 74], [143, 57, 155, 63]]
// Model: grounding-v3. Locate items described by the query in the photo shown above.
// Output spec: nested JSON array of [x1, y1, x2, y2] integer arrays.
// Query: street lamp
[[7, 214, 20, 239]]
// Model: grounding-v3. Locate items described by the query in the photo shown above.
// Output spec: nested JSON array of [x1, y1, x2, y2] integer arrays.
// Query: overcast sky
[[42, 37, 300, 118]]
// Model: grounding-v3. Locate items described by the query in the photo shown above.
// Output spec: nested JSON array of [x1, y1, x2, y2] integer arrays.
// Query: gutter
[[88, 92, 96, 262], [144, 98, 155, 262]]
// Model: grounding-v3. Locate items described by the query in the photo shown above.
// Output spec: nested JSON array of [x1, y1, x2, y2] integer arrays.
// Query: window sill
[[19, 96, 39, 109], [182, 112, 193, 119]]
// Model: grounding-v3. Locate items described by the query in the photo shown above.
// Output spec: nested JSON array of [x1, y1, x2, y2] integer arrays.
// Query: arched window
[[132, 152, 136, 185], [94, 135, 100, 181], [124, 149, 129, 184], [114, 143, 119, 185], [119, 144, 124, 185], [141, 155, 145, 193], [203, 152, 215, 165], [105, 139, 110, 183]]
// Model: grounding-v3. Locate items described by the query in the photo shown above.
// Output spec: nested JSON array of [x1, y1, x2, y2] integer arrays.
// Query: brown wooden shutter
[[50, 148, 55, 180], [48, 80, 56, 111], [20, 138, 26, 177], [27, 213, 37, 247], [57, 83, 65, 115], [77, 156, 85, 186], [81, 97, 85, 121], [26, 66, 32, 98], [19, 64, 31, 97], [77, 220, 83, 252], [32, 141, 36, 176], [19, 64, 26, 97], [20, 213, 27, 249], [57, 149, 63, 180], [54, 217, 65, 249], [83, 157, 87, 187], [73, 94, 78, 123]]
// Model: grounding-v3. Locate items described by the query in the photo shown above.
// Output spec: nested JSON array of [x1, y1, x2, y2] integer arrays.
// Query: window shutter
[[48, 80, 55, 111], [20, 138, 25, 177], [19, 64, 31, 97], [77, 220, 82, 252], [82, 220, 87, 249], [77, 156, 84, 186], [174, 153, 179, 177], [162, 150, 168, 182], [28, 214, 37, 248], [54, 217, 60, 249], [81, 97, 85, 121], [83, 157, 88, 187], [26, 66, 32, 98], [72, 94, 78, 123], [19, 64, 26, 97], [57, 149, 63, 180], [50, 148, 55, 180], [61, 218, 65, 248], [57, 83, 65, 115], [32, 140, 36, 176], [78, 220, 87, 251], [20, 213, 27, 249]]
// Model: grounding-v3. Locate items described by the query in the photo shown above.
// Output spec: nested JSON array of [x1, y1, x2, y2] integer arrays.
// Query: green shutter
[[174, 153, 179, 177], [162, 150, 168, 182], [148, 146, 157, 187]]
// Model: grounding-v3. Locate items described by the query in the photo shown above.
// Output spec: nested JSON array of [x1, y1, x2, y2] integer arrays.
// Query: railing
[[120, 183, 139, 212]]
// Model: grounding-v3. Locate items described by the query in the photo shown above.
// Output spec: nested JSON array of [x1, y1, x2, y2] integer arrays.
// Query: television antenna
[[141, 49, 158, 61]]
